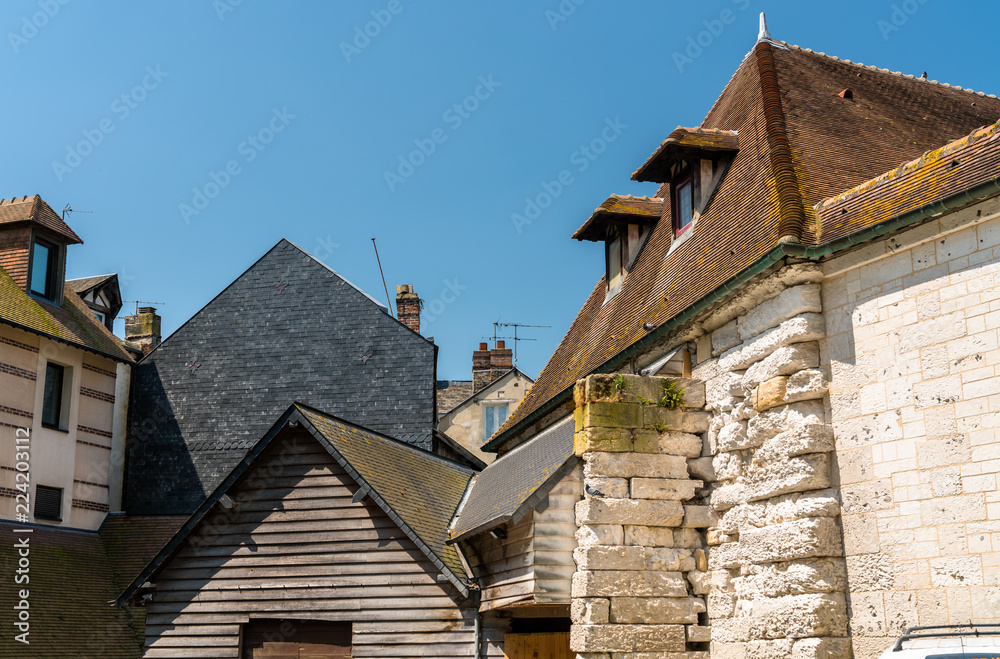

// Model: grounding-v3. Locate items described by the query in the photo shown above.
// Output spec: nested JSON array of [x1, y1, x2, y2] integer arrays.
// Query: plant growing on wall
[[660, 380, 685, 409]]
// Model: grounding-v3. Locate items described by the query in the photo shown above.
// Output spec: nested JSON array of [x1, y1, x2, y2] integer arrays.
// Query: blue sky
[[3, 0, 996, 380]]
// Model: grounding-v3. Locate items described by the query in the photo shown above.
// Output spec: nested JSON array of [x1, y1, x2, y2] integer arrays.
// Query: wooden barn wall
[[465, 464, 582, 613], [141, 430, 476, 658]]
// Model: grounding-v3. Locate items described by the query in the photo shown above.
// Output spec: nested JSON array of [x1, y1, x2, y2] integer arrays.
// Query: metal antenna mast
[[122, 300, 166, 315], [370, 238, 393, 317], [491, 322, 550, 365], [62, 204, 93, 221]]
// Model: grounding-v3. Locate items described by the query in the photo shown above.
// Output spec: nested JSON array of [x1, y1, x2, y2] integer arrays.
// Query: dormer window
[[572, 195, 663, 297], [674, 174, 694, 235], [606, 231, 623, 290], [30, 237, 60, 301]]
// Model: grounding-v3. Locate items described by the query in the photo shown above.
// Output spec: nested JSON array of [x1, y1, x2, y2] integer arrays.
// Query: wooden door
[[243, 620, 351, 658], [503, 632, 573, 659]]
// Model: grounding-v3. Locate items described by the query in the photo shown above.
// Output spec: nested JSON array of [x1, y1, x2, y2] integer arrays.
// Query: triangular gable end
[[117, 403, 472, 607]]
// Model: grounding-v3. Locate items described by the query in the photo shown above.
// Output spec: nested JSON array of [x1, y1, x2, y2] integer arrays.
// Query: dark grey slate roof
[[125, 239, 436, 514], [448, 415, 576, 542]]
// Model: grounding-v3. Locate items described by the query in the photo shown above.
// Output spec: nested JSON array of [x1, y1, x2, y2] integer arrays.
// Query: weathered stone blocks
[[737, 517, 843, 564], [584, 452, 689, 479], [572, 597, 611, 625], [747, 400, 826, 445], [610, 597, 705, 624], [577, 524, 624, 547], [739, 284, 822, 341], [576, 498, 684, 527], [752, 424, 835, 467], [630, 478, 701, 500], [742, 342, 821, 389], [571, 570, 688, 598], [719, 313, 825, 372], [643, 407, 711, 434], [573, 545, 696, 572], [575, 427, 634, 455], [744, 593, 848, 639], [570, 624, 686, 653], [735, 558, 847, 599]]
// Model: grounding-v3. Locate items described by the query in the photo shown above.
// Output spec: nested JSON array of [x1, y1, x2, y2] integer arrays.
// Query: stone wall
[[570, 372, 713, 658], [823, 197, 1000, 658], [692, 264, 852, 658]]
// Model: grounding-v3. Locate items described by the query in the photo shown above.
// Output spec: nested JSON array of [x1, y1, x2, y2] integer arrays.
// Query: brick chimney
[[473, 342, 492, 392], [396, 284, 420, 334], [491, 340, 513, 373], [125, 306, 161, 356]]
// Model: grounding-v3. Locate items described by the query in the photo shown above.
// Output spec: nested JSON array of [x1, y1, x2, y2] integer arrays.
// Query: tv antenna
[[62, 204, 93, 221], [122, 300, 166, 315], [486, 321, 550, 365]]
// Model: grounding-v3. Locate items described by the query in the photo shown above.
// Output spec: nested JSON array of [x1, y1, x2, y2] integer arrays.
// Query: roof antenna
[[370, 238, 394, 317], [62, 204, 93, 221], [757, 12, 771, 42]]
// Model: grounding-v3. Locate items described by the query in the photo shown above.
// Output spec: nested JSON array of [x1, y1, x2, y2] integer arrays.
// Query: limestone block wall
[[823, 197, 1000, 658], [692, 263, 852, 658], [570, 373, 713, 658]]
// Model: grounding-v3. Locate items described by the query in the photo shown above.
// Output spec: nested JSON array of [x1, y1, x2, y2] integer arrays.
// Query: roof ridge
[[777, 40, 998, 99], [816, 118, 1000, 211], [754, 40, 808, 242]]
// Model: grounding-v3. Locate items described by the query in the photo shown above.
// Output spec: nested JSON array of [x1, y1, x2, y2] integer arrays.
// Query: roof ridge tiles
[[779, 40, 998, 98]]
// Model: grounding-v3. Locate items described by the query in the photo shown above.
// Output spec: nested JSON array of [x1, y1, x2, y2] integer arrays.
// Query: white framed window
[[483, 403, 509, 440]]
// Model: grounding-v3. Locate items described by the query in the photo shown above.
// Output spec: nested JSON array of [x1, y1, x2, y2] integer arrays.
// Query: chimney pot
[[496, 340, 505, 349]]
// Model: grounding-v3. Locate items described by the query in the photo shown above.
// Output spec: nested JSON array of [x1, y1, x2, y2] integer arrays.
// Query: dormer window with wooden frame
[[632, 126, 739, 240], [572, 195, 663, 297], [29, 236, 61, 302]]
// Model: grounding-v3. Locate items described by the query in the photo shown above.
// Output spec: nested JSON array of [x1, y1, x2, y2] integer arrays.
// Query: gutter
[[485, 172, 1000, 453]]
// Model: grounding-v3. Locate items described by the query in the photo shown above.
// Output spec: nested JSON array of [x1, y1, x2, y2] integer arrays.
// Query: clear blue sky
[[3, 0, 996, 380]]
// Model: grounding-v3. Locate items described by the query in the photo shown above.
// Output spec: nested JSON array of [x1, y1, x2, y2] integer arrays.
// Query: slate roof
[[437, 379, 474, 415], [0, 264, 133, 362], [125, 239, 438, 514], [0, 195, 82, 244], [492, 38, 1000, 450], [118, 403, 476, 606], [67, 272, 117, 294], [448, 415, 575, 542], [0, 523, 144, 658]]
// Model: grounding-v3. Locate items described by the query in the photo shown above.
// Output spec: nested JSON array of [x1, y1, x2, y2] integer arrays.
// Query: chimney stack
[[396, 284, 420, 334], [473, 340, 513, 392], [473, 342, 492, 392], [125, 306, 161, 356]]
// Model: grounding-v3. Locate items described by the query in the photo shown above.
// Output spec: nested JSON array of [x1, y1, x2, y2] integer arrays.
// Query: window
[[674, 174, 694, 234], [42, 363, 67, 429], [94, 311, 105, 324], [483, 403, 509, 440], [606, 232, 623, 290], [34, 485, 62, 521], [242, 619, 351, 658], [29, 238, 59, 300]]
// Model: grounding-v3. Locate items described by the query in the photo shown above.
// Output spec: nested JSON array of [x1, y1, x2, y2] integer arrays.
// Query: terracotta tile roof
[[492, 39, 1000, 451], [0, 522, 144, 657], [573, 195, 663, 242], [632, 128, 739, 183], [0, 265, 133, 362], [437, 379, 475, 415], [0, 195, 82, 244]]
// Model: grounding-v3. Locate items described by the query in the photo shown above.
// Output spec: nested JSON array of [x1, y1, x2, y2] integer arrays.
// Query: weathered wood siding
[[142, 430, 476, 658], [466, 464, 581, 612]]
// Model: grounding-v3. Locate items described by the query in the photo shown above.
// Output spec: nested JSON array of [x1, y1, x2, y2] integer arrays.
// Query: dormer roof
[[631, 127, 740, 183], [0, 195, 82, 244], [572, 195, 663, 242]]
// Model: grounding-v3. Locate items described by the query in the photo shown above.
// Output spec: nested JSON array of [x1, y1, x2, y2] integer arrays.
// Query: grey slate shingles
[[125, 239, 436, 514]]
